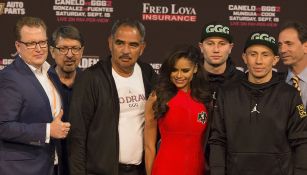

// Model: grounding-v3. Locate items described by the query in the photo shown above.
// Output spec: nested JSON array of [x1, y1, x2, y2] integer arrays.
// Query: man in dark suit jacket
[[0, 16, 70, 175]]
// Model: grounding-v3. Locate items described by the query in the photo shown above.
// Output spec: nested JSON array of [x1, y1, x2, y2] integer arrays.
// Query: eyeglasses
[[54, 46, 82, 55], [18, 40, 48, 49]]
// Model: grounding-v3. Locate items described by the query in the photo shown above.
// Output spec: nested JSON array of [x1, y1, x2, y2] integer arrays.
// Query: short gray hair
[[110, 19, 146, 42]]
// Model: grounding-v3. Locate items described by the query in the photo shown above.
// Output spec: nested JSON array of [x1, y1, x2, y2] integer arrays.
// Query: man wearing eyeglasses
[[0, 16, 70, 175], [49, 25, 84, 89], [48, 25, 84, 175]]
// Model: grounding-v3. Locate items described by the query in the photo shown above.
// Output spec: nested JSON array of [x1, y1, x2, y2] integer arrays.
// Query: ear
[[198, 42, 204, 53], [242, 53, 248, 64], [49, 46, 56, 59], [108, 36, 113, 52], [15, 41, 21, 53], [272, 55, 280, 66], [80, 46, 85, 56], [139, 41, 146, 56], [303, 41, 307, 54], [229, 43, 234, 54], [193, 64, 198, 73]]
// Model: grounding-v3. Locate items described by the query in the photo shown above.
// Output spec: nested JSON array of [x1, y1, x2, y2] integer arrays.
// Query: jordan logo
[[212, 91, 217, 100], [251, 104, 260, 114]]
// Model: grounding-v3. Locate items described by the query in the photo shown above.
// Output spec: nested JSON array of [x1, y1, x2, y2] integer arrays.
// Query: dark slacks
[[52, 165, 58, 175], [118, 163, 145, 175]]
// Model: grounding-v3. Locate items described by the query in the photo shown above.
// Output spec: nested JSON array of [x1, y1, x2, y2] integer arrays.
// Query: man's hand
[[50, 110, 71, 139]]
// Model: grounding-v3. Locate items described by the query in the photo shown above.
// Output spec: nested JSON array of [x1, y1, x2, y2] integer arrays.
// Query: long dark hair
[[154, 45, 211, 119]]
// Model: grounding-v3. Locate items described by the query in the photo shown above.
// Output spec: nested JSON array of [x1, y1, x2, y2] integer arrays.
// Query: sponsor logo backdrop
[[0, 0, 306, 72]]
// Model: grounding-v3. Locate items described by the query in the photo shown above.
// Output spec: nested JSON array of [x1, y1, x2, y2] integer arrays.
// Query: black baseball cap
[[200, 22, 233, 43], [244, 31, 278, 55]]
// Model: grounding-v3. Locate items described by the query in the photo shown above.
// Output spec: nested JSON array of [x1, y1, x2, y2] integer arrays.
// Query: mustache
[[64, 59, 76, 62], [119, 54, 131, 59]]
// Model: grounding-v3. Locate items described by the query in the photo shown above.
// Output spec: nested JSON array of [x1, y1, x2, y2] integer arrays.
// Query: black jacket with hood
[[68, 57, 156, 175], [209, 72, 307, 175], [206, 58, 244, 102], [204, 58, 244, 174]]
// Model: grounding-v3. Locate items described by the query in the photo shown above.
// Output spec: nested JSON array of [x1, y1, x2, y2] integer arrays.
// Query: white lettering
[[251, 33, 275, 43], [206, 24, 229, 34], [78, 58, 99, 68], [55, 0, 85, 5], [142, 3, 168, 14], [171, 4, 196, 15], [261, 6, 276, 12], [228, 5, 256, 11]]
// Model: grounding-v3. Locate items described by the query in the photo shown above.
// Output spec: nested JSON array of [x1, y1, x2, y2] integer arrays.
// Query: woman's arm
[[144, 93, 158, 175]]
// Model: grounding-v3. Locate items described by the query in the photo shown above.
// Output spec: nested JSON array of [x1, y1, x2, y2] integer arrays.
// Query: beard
[[62, 65, 77, 74]]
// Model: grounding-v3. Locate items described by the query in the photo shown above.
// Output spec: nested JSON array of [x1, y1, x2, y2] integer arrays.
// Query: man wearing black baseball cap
[[198, 22, 244, 102], [209, 31, 307, 175], [242, 31, 279, 83], [199, 21, 244, 174]]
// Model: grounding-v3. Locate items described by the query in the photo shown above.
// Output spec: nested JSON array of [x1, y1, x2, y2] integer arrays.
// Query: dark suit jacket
[[0, 56, 56, 175]]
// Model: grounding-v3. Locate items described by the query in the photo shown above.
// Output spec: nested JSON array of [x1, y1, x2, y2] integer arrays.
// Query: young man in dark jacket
[[199, 22, 244, 102], [209, 31, 307, 175], [198, 22, 245, 173], [68, 19, 156, 175]]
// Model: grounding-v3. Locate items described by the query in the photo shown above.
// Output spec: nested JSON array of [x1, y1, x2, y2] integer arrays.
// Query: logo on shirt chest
[[251, 104, 260, 114], [297, 104, 307, 118], [119, 94, 146, 108], [197, 111, 208, 124]]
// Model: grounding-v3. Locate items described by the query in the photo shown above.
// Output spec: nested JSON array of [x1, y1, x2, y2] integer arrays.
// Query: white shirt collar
[[286, 67, 307, 83], [21, 55, 50, 75]]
